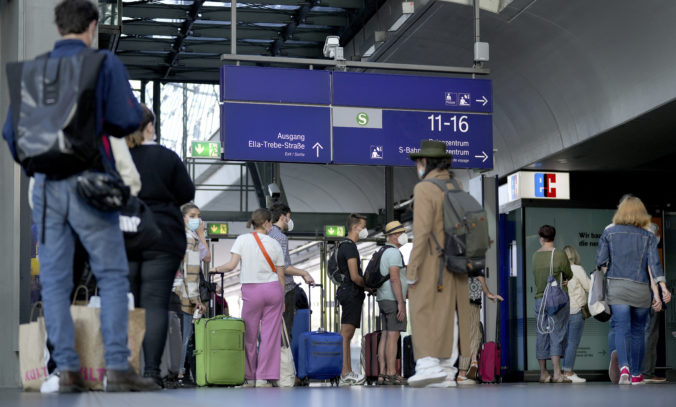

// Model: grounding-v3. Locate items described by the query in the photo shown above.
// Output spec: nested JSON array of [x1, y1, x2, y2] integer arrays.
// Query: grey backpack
[[424, 178, 490, 291]]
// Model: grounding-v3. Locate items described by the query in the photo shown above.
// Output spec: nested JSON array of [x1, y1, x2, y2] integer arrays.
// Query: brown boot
[[58, 370, 87, 393], [105, 368, 162, 392]]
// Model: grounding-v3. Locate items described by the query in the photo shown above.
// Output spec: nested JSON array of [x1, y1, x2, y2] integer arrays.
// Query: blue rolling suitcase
[[296, 284, 342, 384], [291, 308, 310, 372]]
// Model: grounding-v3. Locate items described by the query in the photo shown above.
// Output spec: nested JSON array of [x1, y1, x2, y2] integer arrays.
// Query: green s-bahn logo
[[356, 112, 369, 126]]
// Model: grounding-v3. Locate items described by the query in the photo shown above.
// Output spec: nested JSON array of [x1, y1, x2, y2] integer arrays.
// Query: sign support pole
[[385, 166, 394, 222]]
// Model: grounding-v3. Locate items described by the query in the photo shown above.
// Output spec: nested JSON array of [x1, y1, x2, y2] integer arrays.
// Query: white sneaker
[[40, 370, 60, 394], [567, 373, 586, 383], [241, 380, 255, 388], [456, 375, 477, 385], [426, 379, 457, 388], [254, 380, 273, 388], [408, 368, 448, 388], [339, 372, 364, 386]]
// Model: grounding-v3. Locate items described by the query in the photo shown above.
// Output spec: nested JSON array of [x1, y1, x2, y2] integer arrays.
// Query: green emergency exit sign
[[325, 225, 345, 237], [207, 222, 229, 237], [191, 141, 221, 158]]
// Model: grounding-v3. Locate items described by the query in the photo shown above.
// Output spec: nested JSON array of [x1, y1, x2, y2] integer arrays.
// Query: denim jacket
[[596, 224, 665, 285]]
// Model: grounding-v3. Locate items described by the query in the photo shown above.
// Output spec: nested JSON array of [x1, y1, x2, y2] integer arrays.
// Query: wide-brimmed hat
[[409, 139, 453, 160], [384, 221, 407, 235]]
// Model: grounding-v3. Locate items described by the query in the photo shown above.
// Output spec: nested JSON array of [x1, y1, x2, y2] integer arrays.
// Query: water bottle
[[193, 308, 202, 320]]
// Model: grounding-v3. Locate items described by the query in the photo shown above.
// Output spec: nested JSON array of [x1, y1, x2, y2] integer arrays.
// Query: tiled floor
[[0, 382, 673, 407]]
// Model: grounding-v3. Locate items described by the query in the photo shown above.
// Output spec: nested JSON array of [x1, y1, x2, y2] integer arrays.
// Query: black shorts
[[337, 286, 365, 328]]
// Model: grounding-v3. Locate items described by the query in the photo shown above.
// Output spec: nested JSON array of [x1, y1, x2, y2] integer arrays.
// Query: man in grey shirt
[[269, 203, 315, 338]]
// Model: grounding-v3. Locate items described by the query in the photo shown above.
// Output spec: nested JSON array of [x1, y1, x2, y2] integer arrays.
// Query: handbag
[[588, 268, 612, 322], [543, 249, 569, 316], [19, 303, 48, 391], [119, 196, 161, 258], [278, 319, 296, 387]]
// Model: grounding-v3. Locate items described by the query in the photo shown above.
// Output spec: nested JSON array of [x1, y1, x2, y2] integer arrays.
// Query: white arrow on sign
[[195, 144, 205, 154], [312, 142, 324, 158], [475, 96, 488, 106], [474, 151, 488, 162]]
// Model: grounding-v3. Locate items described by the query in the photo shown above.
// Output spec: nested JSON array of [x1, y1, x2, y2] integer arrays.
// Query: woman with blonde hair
[[561, 245, 590, 383], [596, 196, 667, 385]]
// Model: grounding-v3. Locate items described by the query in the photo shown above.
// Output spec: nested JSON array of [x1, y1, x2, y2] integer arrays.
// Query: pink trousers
[[241, 282, 283, 380]]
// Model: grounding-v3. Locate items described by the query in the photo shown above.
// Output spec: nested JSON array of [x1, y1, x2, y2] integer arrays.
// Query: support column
[[385, 166, 394, 222], [153, 80, 161, 143], [0, 0, 62, 389]]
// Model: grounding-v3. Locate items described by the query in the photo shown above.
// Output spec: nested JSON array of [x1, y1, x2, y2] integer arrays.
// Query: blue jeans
[[608, 315, 616, 353], [33, 173, 130, 371], [609, 304, 650, 376], [534, 298, 569, 360], [562, 312, 585, 371]]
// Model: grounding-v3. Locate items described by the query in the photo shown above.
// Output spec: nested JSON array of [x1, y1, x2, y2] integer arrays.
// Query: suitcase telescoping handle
[[307, 283, 324, 332], [209, 272, 225, 317]]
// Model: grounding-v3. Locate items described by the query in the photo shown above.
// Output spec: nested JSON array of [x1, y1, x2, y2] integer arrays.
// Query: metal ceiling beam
[[183, 43, 270, 54], [123, 4, 191, 20], [123, 23, 283, 41], [321, 0, 365, 8], [164, 0, 206, 79], [202, 9, 295, 24], [220, 53, 491, 74], [291, 30, 338, 42], [304, 12, 348, 26]]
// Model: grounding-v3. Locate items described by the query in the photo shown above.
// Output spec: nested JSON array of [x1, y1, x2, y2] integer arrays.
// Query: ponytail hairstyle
[[180, 202, 199, 217], [246, 208, 272, 229]]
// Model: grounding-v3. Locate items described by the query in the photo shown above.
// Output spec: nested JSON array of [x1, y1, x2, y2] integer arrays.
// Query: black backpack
[[6, 48, 106, 178], [327, 240, 351, 285], [363, 245, 404, 289]]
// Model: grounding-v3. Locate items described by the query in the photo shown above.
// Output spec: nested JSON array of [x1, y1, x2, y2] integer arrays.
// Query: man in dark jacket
[[2, 0, 158, 392]]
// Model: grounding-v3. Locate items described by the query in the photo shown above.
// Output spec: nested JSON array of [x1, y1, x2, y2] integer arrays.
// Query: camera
[[323, 36, 341, 59], [267, 183, 281, 199]]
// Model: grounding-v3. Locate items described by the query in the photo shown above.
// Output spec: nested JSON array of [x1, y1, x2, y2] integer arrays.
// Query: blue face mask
[[418, 168, 425, 179], [187, 218, 201, 231]]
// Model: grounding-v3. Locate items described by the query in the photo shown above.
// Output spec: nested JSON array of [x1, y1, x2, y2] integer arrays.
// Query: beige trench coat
[[407, 169, 471, 361]]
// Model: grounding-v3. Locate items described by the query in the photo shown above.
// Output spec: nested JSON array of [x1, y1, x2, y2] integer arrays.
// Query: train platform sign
[[219, 66, 493, 169]]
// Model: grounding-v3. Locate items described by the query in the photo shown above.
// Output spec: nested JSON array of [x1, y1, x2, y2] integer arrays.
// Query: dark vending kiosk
[[499, 199, 615, 380]]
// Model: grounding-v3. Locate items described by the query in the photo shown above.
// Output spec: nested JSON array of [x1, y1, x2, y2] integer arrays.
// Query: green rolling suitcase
[[194, 316, 245, 386]]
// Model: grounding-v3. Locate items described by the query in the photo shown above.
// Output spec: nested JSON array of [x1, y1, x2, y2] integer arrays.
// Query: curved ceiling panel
[[370, 0, 676, 176]]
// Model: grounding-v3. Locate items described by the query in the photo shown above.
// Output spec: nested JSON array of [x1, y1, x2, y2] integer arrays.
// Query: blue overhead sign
[[333, 109, 492, 168], [332, 71, 492, 113], [221, 103, 331, 164], [219, 66, 493, 169], [220, 65, 330, 105]]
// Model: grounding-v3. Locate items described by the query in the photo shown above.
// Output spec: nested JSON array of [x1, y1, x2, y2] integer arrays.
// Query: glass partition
[[523, 207, 615, 371]]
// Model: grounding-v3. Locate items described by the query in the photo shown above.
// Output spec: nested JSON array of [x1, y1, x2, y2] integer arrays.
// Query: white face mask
[[397, 233, 409, 246], [286, 218, 294, 232], [358, 227, 368, 240], [188, 218, 201, 231]]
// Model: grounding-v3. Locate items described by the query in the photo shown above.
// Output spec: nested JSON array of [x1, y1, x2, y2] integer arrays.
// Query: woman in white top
[[211, 208, 285, 387], [562, 245, 591, 383]]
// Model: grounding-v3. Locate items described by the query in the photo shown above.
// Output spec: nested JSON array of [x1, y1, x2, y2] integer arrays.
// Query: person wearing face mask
[[406, 140, 473, 388], [174, 203, 208, 385], [125, 105, 195, 387], [268, 203, 315, 341], [211, 208, 286, 387], [374, 221, 409, 386], [337, 213, 370, 386]]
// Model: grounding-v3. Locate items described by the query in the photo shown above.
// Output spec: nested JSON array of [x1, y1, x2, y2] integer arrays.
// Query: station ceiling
[[111, 0, 381, 82]]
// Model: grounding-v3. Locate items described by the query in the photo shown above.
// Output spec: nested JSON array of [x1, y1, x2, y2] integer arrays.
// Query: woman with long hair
[[561, 245, 590, 383], [596, 196, 669, 385]]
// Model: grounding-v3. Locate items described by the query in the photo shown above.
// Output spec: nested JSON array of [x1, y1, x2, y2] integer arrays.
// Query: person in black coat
[[125, 104, 195, 387]]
